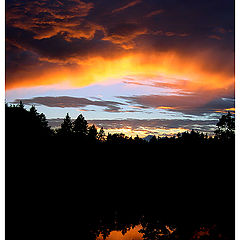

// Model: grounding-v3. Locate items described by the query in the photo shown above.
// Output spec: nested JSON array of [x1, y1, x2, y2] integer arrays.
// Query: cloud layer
[[6, 0, 234, 91], [12, 93, 235, 117], [12, 96, 125, 112], [6, 0, 235, 124]]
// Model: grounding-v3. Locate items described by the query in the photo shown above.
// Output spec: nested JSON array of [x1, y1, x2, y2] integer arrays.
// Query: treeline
[[5, 101, 235, 144]]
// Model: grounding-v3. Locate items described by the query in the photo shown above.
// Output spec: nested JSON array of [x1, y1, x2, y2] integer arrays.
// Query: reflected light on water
[[96, 224, 177, 240], [96, 225, 143, 240]]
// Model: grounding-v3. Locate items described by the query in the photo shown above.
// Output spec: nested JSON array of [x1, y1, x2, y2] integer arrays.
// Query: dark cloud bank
[[6, 0, 235, 87]]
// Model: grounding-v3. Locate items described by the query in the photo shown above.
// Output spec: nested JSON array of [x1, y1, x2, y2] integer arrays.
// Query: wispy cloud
[[12, 96, 125, 112], [145, 9, 164, 18], [112, 0, 142, 14], [208, 35, 222, 40]]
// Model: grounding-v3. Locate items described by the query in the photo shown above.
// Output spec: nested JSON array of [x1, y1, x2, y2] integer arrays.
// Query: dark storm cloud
[[5, 41, 71, 87], [6, 44, 40, 72], [6, 0, 234, 60], [7, 0, 94, 40], [6, 0, 234, 92], [6, 27, 122, 63], [102, 23, 147, 49]]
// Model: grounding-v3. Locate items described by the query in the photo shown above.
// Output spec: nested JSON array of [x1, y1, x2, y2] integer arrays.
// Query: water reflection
[[96, 222, 178, 240], [139, 224, 176, 240], [93, 219, 228, 240], [96, 225, 143, 240]]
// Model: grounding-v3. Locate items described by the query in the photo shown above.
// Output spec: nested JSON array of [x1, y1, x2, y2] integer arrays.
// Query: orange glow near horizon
[[156, 106, 177, 110], [215, 107, 235, 114], [225, 108, 235, 111], [6, 51, 234, 102], [96, 126, 189, 138]]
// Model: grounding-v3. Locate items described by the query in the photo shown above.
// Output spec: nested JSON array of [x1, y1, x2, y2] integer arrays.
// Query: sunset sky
[[5, 0, 235, 137]]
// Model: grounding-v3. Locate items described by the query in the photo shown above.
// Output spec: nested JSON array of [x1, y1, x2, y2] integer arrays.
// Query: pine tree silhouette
[[88, 124, 98, 142], [73, 114, 88, 137], [215, 111, 235, 142], [57, 113, 73, 137], [97, 127, 105, 142]]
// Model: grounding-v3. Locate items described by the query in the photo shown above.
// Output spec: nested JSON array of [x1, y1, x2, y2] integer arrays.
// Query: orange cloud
[[156, 106, 177, 110], [151, 31, 189, 37], [6, 0, 95, 40], [6, 49, 234, 103], [102, 23, 147, 49], [215, 107, 235, 114], [33, 22, 103, 41], [112, 0, 142, 14], [208, 35, 222, 40], [145, 9, 164, 18]]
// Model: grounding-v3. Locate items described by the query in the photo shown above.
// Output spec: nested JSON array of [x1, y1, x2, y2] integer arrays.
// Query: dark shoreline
[[5, 140, 235, 239]]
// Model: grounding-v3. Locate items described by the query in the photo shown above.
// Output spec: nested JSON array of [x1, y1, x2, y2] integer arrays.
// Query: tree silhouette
[[175, 129, 208, 144], [38, 113, 50, 130], [72, 114, 88, 138], [19, 100, 24, 109], [29, 105, 38, 116], [29, 105, 52, 136], [214, 111, 235, 142], [97, 127, 105, 142], [57, 113, 73, 137], [149, 135, 157, 144], [88, 124, 98, 142], [106, 133, 130, 144], [5, 102, 52, 138]]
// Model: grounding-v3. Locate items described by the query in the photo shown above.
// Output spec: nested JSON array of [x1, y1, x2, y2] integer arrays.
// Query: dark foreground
[[6, 139, 235, 239]]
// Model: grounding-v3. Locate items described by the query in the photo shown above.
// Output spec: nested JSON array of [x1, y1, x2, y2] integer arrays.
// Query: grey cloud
[[12, 96, 125, 110], [117, 94, 235, 116], [12, 96, 150, 113]]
